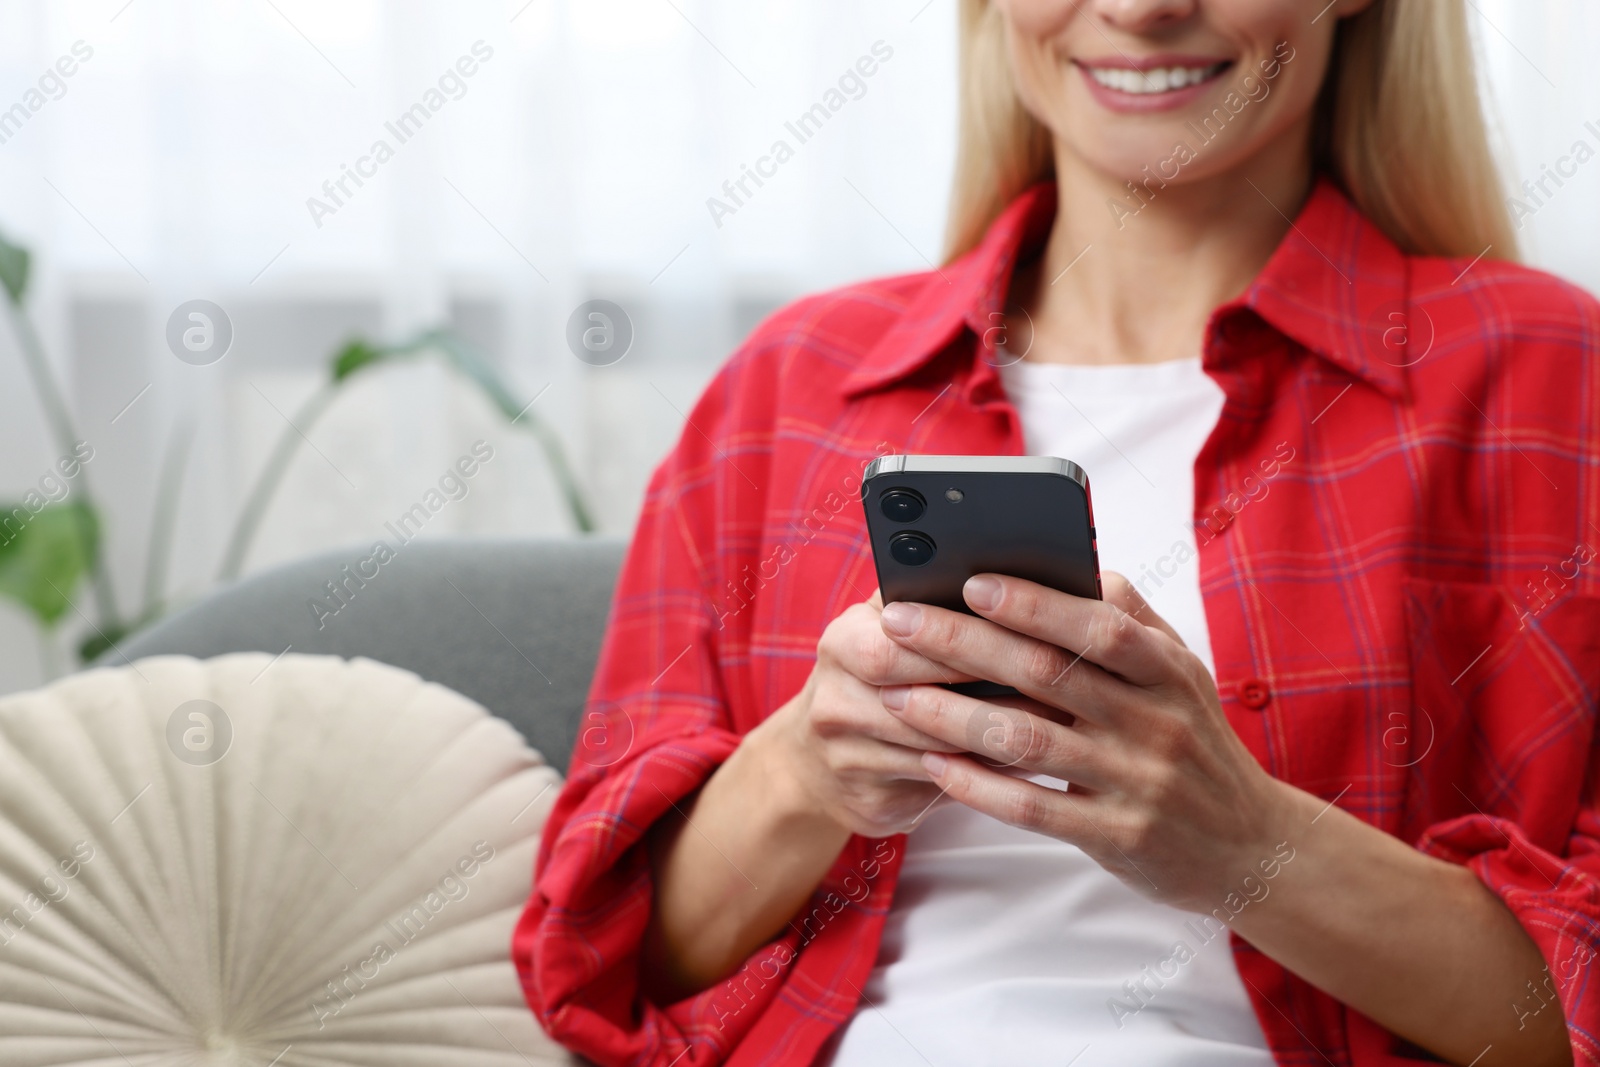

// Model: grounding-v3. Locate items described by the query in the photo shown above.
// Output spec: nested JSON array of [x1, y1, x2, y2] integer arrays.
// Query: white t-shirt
[[822, 357, 1272, 1067]]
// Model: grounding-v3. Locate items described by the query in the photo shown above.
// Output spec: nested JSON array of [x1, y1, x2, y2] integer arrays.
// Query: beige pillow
[[0, 653, 581, 1066]]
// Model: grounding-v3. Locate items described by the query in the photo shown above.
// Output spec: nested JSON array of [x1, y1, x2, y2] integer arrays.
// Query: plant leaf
[[0, 230, 29, 305], [0, 501, 98, 627], [318, 327, 596, 533], [329, 338, 388, 382], [79, 620, 134, 663], [429, 332, 525, 422]]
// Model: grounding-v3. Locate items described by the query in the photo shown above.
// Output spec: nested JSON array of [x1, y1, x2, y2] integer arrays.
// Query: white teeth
[[1087, 62, 1225, 95]]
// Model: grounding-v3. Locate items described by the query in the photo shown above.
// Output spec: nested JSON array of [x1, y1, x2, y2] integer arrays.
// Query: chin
[[1043, 70, 1300, 189], [1067, 131, 1200, 180]]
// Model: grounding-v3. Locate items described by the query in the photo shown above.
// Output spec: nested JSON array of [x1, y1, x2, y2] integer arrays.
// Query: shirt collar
[[1232, 177, 1408, 398], [839, 181, 1057, 399], [840, 176, 1409, 401]]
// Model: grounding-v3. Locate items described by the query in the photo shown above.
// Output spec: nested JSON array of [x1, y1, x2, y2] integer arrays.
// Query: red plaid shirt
[[514, 178, 1600, 1067]]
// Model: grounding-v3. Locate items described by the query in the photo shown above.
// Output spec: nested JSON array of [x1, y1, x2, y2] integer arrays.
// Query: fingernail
[[881, 602, 922, 637], [965, 574, 1002, 612], [921, 752, 947, 777], [880, 684, 910, 710]]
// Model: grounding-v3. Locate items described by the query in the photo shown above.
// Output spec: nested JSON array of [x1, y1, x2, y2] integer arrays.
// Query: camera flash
[[945, 488, 964, 503]]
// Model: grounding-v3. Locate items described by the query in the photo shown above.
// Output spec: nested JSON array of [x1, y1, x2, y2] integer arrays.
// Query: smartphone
[[861, 455, 1100, 698]]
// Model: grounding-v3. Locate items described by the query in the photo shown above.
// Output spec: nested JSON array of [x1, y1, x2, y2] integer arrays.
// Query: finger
[[880, 682, 1116, 790], [830, 732, 948, 781], [1101, 572, 1185, 648], [989, 692, 1078, 729], [833, 673, 967, 754], [824, 739, 951, 836], [881, 600, 1138, 724], [837, 617, 980, 688], [919, 751, 1106, 842], [927, 753, 1161, 892], [867, 588, 883, 609], [956, 574, 1184, 686]]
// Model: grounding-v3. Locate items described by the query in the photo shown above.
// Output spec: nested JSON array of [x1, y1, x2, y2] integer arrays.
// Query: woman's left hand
[[877, 571, 1297, 913]]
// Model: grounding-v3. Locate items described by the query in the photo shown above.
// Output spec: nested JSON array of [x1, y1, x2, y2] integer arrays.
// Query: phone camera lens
[[880, 488, 926, 523], [888, 531, 936, 567]]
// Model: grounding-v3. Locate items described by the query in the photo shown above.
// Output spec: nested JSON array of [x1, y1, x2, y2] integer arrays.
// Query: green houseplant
[[0, 229, 594, 679]]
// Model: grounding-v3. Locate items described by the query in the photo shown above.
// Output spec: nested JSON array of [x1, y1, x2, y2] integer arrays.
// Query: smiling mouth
[[1081, 61, 1230, 95]]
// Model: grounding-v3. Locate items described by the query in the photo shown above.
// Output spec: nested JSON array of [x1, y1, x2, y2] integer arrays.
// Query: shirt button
[[1237, 678, 1272, 711]]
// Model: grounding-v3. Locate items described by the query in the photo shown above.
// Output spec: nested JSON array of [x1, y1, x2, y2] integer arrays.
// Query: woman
[[516, 1, 1600, 1064]]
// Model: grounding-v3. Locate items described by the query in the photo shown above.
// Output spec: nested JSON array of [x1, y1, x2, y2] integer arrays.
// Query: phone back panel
[[861, 457, 1101, 616]]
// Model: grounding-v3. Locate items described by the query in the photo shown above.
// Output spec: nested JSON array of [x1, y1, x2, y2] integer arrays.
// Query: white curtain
[[0, 0, 1591, 692]]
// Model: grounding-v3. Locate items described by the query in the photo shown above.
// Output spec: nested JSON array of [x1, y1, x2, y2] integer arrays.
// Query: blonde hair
[[943, 0, 1518, 264]]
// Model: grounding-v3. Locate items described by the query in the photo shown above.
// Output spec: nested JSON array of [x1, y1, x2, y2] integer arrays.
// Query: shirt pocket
[[1397, 577, 1600, 847]]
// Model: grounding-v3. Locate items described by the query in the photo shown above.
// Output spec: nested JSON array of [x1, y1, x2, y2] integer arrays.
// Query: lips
[[1083, 61, 1229, 95], [1074, 55, 1235, 113]]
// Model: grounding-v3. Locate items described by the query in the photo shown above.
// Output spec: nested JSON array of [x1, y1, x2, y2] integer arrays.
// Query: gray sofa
[[108, 537, 628, 774]]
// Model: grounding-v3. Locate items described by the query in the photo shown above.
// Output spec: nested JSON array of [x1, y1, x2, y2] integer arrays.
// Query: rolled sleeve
[[1408, 583, 1600, 1064], [513, 344, 787, 1066], [1419, 805, 1600, 1061]]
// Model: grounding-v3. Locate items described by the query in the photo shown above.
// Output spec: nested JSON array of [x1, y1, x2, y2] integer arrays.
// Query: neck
[[1016, 129, 1315, 366]]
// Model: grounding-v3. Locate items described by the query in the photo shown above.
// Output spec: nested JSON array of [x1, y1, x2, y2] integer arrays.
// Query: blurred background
[[0, 0, 1593, 693]]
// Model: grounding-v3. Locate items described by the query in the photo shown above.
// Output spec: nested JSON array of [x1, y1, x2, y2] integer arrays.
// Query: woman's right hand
[[755, 590, 977, 838], [643, 590, 977, 1000]]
